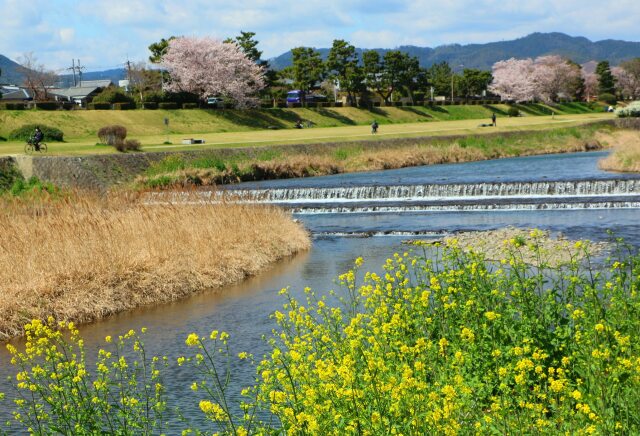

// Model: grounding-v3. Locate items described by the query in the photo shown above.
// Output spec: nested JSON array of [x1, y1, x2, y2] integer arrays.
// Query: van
[[286, 90, 327, 105]]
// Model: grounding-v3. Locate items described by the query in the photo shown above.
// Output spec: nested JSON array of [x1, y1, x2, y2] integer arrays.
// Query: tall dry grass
[[0, 192, 310, 340], [598, 130, 640, 172], [137, 128, 606, 189]]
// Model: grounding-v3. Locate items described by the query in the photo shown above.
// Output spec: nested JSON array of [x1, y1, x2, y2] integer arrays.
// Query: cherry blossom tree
[[161, 36, 265, 108], [582, 71, 599, 101], [488, 58, 536, 102], [612, 66, 640, 100], [531, 55, 582, 103], [490, 56, 584, 103]]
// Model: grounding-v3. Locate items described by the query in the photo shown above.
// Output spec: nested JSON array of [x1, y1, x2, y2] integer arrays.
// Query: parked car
[[286, 90, 328, 105], [206, 97, 224, 108]]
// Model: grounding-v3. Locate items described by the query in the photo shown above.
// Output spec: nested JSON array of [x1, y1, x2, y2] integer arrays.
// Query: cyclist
[[32, 127, 44, 151]]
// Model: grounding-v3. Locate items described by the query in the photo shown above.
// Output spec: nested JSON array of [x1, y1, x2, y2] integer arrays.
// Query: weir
[[197, 179, 640, 214], [226, 179, 640, 202]]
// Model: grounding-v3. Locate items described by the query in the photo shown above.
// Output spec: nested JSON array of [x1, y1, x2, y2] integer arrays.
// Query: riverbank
[[138, 122, 612, 189], [0, 193, 310, 340], [598, 129, 640, 172]]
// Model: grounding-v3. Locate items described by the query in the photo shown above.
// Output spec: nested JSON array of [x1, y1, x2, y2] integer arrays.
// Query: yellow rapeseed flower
[[185, 333, 199, 347]]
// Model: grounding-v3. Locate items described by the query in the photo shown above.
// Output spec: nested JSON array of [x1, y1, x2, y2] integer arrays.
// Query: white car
[[206, 97, 224, 107]]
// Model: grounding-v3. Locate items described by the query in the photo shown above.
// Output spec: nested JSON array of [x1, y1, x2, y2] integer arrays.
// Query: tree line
[[8, 32, 640, 107]]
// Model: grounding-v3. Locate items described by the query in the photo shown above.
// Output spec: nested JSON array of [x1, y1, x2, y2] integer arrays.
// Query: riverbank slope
[[0, 193, 310, 340]]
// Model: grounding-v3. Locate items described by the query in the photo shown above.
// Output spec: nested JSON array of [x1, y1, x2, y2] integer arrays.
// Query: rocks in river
[[404, 227, 608, 267]]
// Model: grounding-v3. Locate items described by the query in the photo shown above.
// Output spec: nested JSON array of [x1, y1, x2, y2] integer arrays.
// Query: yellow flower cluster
[[244, 243, 640, 434]]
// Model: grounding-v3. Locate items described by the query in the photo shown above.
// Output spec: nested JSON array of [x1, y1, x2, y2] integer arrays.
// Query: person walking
[[491, 113, 497, 127], [371, 120, 379, 134]]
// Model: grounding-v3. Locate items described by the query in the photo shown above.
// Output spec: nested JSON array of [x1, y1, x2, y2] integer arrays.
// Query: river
[[1, 150, 639, 432]]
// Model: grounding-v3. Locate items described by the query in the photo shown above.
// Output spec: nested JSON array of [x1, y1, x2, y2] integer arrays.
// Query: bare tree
[[18, 53, 57, 101], [128, 61, 163, 104]]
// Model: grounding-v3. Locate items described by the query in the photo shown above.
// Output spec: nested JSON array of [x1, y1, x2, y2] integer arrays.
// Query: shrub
[[598, 93, 617, 105], [112, 102, 132, 110], [142, 102, 158, 110], [616, 101, 640, 118], [182, 102, 198, 109], [88, 102, 112, 110], [0, 161, 23, 192], [34, 101, 59, 110], [9, 176, 58, 197], [92, 86, 135, 104], [140, 91, 165, 103], [2, 102, 26, 110], [114, 139, 141, 152], [9, 124, 64, 142], [158, 102, 178, 110], [97, 125, 127, 146], [507, 106, 520, 117], [165, 91, 199, 104]]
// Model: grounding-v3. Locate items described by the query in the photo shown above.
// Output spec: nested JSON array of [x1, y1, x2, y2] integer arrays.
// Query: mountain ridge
[[2, 32, 640, 86], [268, 32, 640, 70]]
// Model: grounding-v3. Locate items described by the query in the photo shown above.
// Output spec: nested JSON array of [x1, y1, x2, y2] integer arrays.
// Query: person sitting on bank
[[294, 119, 303, 129]]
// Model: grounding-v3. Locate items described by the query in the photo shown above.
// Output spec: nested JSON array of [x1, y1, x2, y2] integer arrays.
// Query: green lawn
[[0, 105, 610, 156]]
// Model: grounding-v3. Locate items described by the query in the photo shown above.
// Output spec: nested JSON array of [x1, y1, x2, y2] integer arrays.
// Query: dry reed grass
[[137, 130, 604, 188], [349, 144, 486, 170], [0, 192, 310, 340], [597, 130, 640, 172]]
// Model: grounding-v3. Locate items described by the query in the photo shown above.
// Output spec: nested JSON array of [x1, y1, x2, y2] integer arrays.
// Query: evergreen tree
[[428, 62, 453, 96], [326, 39, 363, 106], [282, 47, 325, 103], [595, 61, 616, 95]]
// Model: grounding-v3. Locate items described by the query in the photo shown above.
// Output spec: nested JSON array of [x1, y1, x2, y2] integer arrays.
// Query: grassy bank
[[138, 123, 611, 188], [0, 193, 310, 340], [0, 103, 603, 154], [598, 129, 640, 172]]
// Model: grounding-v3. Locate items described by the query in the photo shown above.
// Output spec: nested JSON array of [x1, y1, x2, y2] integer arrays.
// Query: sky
[[2, 0, 640, 73]]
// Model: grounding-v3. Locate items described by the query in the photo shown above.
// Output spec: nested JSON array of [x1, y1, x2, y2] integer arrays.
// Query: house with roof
[[0, 85, 32, 101], [49, 79, 113, 107]]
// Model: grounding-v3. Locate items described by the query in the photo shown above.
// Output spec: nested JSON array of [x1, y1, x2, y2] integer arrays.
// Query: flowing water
[[2, 151, 640, 432]]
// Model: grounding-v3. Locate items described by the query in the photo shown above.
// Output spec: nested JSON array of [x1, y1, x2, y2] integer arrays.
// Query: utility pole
[[125, 59, 133, 92], [68, 59, 77, 87], [451, 64, 464, 103], [75, 60, 85, 87]]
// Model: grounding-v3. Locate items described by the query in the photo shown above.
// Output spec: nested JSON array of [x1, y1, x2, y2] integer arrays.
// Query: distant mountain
[[269, 32, 640, 70], [1, 53, 126, 87], [57, 68, 127, 88], [0, 54, 25, 85]]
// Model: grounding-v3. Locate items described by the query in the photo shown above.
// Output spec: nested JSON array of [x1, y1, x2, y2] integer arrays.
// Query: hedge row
[[8, 124, 64, 142]]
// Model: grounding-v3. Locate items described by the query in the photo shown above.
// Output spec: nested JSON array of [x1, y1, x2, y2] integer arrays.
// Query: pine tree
[[595, 61, 616, 95]]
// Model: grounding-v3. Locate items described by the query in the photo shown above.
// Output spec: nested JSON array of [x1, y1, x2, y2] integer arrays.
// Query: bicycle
[[24, 140, 48, 154]]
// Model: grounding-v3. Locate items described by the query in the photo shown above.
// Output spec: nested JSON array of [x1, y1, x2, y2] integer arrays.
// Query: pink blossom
[[488, 58, 536, 102], [612, 66, 640, 99], [162, 36, 265, 108]]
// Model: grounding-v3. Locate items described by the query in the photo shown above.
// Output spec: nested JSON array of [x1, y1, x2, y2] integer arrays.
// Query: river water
[[1, 151, 639, 432]]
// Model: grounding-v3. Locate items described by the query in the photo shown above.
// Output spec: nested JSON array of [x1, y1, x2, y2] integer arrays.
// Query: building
[[0, 85, 32, 101], [49, 80, 113, 107]]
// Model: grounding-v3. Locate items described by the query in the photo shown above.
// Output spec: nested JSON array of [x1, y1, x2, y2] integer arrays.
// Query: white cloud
[[1, 0, 640, 70], [58, 28, 75, 44]]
